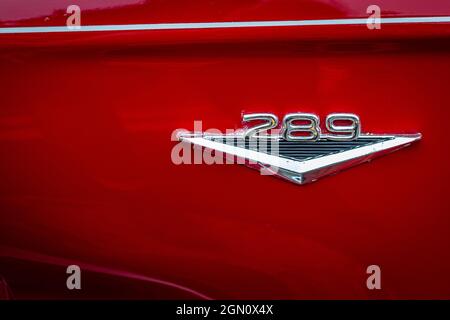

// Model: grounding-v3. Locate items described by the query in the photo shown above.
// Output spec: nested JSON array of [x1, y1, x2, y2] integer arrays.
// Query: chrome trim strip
[[1, 17, 450, 34]]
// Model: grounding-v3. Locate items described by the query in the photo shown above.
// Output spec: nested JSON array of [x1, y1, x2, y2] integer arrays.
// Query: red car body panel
[[0, 0, 449, 299]]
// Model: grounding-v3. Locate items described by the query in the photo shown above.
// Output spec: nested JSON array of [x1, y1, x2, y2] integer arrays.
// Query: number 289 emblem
[[177, 113, 421, 185], [242, 113, 360, 141]]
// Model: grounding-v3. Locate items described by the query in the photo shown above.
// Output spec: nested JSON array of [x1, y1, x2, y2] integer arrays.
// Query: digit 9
[[325, 113, 360, 141]]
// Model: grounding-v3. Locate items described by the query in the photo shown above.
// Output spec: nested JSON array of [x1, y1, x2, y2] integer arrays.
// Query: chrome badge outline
[[177, 113, 421, 185]]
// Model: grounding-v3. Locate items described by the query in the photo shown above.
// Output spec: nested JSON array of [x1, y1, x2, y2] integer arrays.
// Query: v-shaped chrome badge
[[177, 113, 421, 185]]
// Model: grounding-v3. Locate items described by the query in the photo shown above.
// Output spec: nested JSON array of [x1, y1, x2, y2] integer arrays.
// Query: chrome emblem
[[176, 113, 421, 185]]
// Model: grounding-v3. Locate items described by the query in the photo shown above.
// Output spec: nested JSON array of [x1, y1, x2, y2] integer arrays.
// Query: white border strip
[[1, 16, 450, 34]]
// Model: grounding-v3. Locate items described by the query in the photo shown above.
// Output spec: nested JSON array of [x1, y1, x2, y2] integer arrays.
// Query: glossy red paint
[[0, 1, 450, 299]]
